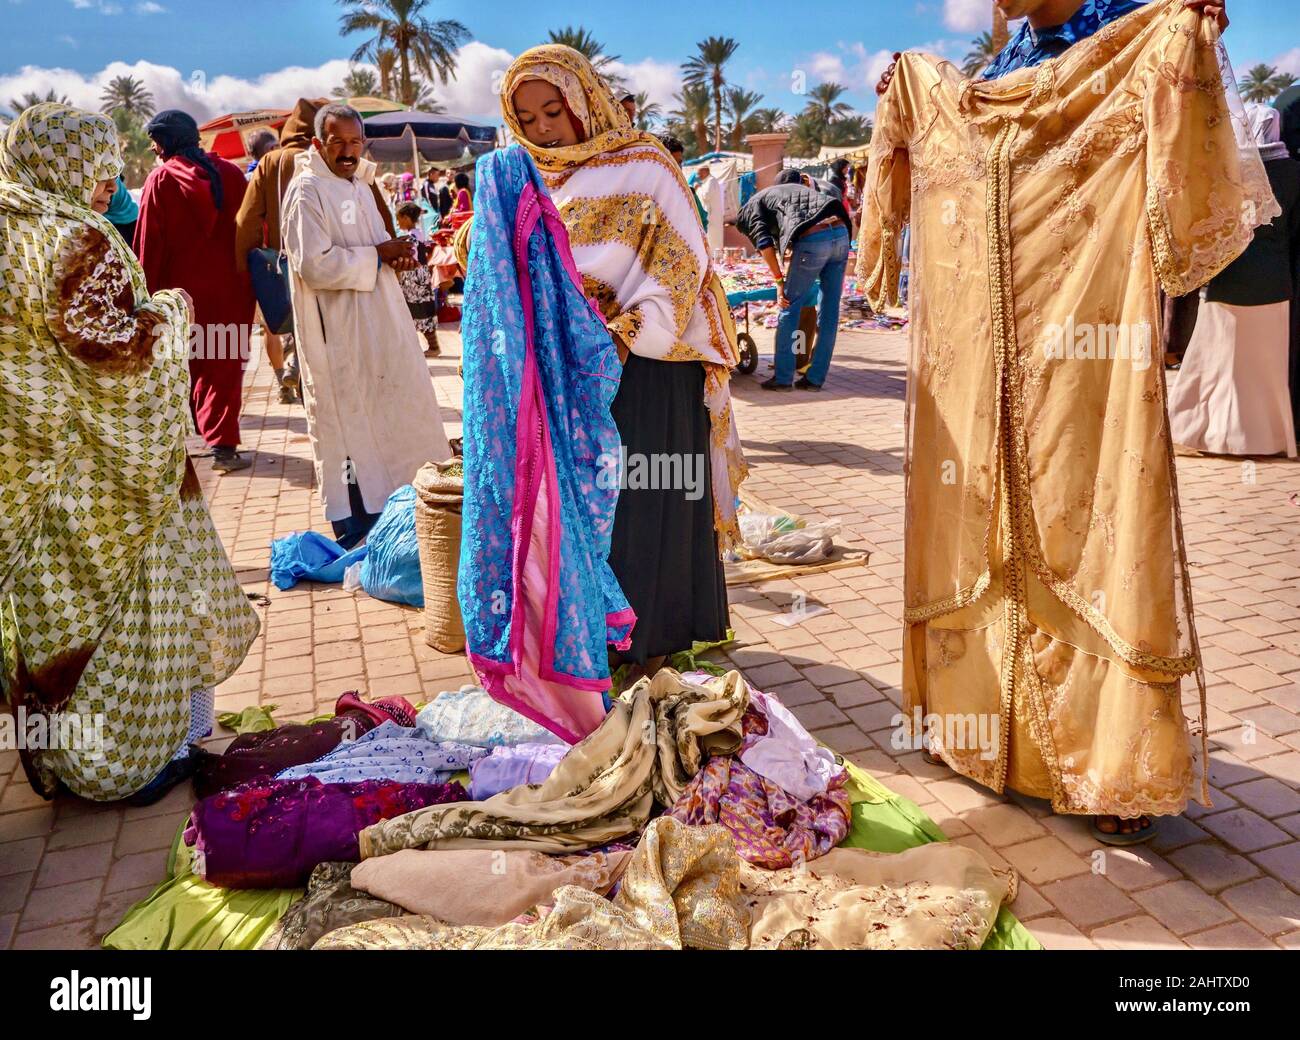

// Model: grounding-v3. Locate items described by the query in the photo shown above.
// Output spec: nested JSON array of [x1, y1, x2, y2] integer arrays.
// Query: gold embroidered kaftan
[[856, 0, 1278, 816]]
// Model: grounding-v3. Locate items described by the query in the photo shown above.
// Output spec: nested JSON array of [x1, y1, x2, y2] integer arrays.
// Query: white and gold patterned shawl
[[501, 45, 747, 549]]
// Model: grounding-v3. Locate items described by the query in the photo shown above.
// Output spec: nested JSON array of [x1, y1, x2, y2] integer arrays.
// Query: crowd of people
[[0, 0, 1293, 871]]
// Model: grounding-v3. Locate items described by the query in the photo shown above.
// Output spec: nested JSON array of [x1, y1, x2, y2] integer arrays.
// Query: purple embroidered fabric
[[184, 776, 465, 888]]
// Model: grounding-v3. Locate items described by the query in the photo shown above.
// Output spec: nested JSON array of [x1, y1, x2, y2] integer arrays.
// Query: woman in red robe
[[135, 110, 255, 472]]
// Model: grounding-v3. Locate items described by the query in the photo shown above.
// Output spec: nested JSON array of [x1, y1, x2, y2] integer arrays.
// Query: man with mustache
[[280, 104, 451, 549]]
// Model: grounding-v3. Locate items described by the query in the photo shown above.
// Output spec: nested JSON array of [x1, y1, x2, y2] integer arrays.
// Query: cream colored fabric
[[358, 669, 748, 857], [856, 0, 1278, 816], [349, 848, 630, 926], [281, 148, 449, 521], [1168, 301, 1297, 458], [743, 843, 1015, 950], [319, 818, 748, 950]]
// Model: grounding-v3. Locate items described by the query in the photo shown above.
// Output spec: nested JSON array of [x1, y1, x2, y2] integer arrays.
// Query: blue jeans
[[773, 225, 850, 386]]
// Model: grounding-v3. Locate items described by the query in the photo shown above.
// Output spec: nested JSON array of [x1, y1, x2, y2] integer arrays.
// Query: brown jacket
[[234, 97, 395, 271]]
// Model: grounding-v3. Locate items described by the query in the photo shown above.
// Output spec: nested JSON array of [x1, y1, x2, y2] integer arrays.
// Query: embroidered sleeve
[[855, 55, 918, 311], [607, 307, 645, 353], [1143, 14, 1281, 296], [47, 224, 178, 374]]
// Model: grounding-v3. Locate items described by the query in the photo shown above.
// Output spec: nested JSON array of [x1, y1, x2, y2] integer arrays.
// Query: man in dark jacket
[[736, 169, 852, 390]]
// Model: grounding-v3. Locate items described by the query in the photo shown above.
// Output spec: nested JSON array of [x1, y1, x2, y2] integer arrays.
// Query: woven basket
[[413, 459, 465, 653]]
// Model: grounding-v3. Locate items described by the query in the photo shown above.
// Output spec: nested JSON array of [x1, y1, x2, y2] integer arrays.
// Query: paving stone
[[34, 842, 113, 889], [1218, 877, 1300, 936], [1228, 778, 1300, 818], [1130, 880, 1236, 935], [1090, 915, 1186, 950], [1198, 808, 1291, 853], [1167, 842, 1262, 893], [1001, 836, 1090, 886], [1039, 874, 1141, 929], [18, 879, 102, 930], [1185, 922, 1278, 949], [1027, 916, 1098, 950], [1249, 842, 1300, 892]]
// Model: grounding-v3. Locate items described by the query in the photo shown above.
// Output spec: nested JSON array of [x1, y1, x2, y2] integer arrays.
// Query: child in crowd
[[395, 202, 440, 357]]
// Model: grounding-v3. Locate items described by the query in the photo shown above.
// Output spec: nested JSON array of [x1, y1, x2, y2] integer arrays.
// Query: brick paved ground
[[2, 322, 1298, 950]]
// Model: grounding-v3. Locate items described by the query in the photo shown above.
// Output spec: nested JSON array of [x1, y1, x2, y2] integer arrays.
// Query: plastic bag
[[359, 485, 424, 607], [269, 530, 368, 590], [755, 523, 841, 563], [739, 510, 840, 564]]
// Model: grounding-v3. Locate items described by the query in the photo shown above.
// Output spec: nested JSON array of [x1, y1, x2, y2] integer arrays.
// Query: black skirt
[[608, 354, 729, 663]]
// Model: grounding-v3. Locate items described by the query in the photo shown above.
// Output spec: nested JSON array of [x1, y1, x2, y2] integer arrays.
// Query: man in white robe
[[281, 104, 450, 546], [695, 164, 726, 257]]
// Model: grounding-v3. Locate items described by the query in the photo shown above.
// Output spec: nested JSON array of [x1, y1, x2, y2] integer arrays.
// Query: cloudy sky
[[1, 0, 1296, 124]]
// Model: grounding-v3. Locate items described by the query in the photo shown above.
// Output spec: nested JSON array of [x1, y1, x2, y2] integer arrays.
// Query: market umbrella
[[198, 109, 290, 162], [347, 96, 403, 117], [362, 110, 497, 168]]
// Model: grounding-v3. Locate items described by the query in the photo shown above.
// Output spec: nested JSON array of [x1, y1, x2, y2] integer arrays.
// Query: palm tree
[[671, 83, 713, 154], [682, 36, 739, 153], [804, 82, 852, 126], [633, 91, 662, 131], [337, 0, 470, 108], [112, 108, 154, 188], [376, 48, 398, 98], [8, 89, 71, 117], [1240, 64, 1286, 103], [405, 78, 444, 112], [822, 114, 872, 148], [100, 75, 155, 118], [963, 32, 999, 76], [786, 110, 826, 159], [747, 107, 787, 135], [1271, 71, 1299, 96], [333, 66, 379, 99], [547, 25, 625, 93], [725, 87, 763, 150]]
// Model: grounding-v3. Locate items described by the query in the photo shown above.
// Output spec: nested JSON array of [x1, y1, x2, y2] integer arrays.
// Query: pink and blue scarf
[[458, 145, 634, 743]]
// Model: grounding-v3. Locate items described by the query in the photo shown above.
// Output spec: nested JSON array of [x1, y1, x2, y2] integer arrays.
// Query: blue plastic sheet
[[359, 485, 424, 607], [269, 531, 367, 591]]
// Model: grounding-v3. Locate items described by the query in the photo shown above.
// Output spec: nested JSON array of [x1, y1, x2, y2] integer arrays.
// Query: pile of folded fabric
[[105, 672, 1033, 951]]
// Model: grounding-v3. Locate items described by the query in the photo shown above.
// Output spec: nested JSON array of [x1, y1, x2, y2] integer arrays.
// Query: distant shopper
[[736, 169, 851, 390], [136, 109, 256, 472]]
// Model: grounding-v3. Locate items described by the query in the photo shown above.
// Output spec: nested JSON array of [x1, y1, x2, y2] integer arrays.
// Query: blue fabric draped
[[457, 145, 634, 743]]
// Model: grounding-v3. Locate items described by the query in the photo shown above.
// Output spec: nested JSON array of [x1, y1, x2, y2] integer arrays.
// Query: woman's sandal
[[1090, 815, 1157, 847]]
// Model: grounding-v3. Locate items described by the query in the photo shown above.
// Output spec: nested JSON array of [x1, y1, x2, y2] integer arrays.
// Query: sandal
[[1090, 815, 1157, 846]]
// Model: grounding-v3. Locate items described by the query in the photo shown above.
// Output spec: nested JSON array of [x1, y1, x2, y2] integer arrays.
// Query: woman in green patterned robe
[[0, 104, 259, 802]]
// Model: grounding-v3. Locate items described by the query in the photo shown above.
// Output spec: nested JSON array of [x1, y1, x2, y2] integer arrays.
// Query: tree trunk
[[713, 72, 723, 153], [400, 41, 412, 107]]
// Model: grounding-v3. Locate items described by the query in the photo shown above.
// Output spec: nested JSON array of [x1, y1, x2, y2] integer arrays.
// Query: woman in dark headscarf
[[135, 109, 255, 472]]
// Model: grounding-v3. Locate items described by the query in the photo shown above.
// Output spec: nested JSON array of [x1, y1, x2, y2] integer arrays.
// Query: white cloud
[[71, 0, 124, 12], [917, 38, 966, 58], [135, 1, 166, 12], [796, 43, 895, 94], [1274, 48, 1300, 78], [0, 45, 538, 124], [606, 57, 681, 112], [944, 0, 991, 33], [423, 41, 515, 119]]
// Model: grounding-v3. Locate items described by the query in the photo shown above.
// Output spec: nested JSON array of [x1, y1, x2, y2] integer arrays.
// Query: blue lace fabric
[[457, 145, 633, 739], [983, 0, 1147, 79]]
